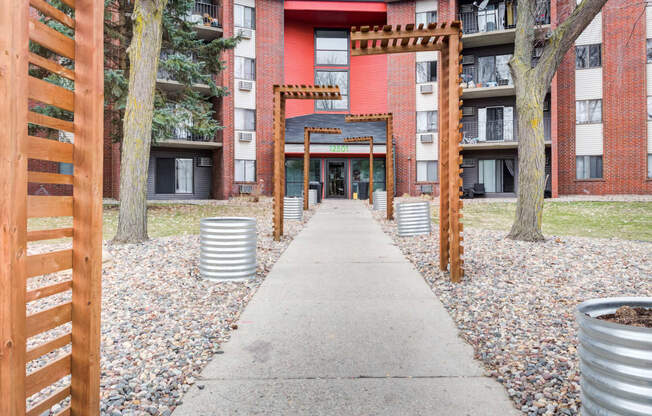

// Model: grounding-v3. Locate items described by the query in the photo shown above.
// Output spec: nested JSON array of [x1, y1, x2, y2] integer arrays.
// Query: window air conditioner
[[238, 28, 252, 39], [420, 84, 434, 94], [420, 134, 434, 143], [461, 55, 475, 65], [462, 106, 475, 116], [196, 157, 213, 167], [239, 81, 253, 91], [238, 132, 253, 142]]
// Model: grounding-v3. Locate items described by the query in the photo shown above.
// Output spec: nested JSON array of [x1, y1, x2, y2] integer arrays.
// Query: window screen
[[417, 161, 438, 182]]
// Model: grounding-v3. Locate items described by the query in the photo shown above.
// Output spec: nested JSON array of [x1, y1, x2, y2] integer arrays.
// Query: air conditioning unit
[[239, 81, 253, 91], [239, 184, 254, 194], [462, 106, 475, 116], [419, 134, 434, 143], [420, 184, 434, 194], [197, 157, 213, 167], [461, 158, 476, 168], [238, 28, 252, 39], [461, 55, 475, 65], [419, 84, 433, 94], [238, 132, 253, 142], [543, 100, 550, 111]]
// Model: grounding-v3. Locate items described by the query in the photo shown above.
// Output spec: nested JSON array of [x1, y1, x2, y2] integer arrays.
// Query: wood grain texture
[[25, 302, 72, 338], [28, 52, 75, 81], [26, 136, 74, 163], [26, 280, 72, 303], [29, 18, 75, 59], [25, 353, 71, 397], [26, 385, 70, 416], [29, 0, 75, 28], [0, 0, 29, 412], [27, 111, 74, 133], [27, 196, 73, 218], [27, 228, 73, 242], [28, 171, 73, 185], [26, 250, 73, 278], [28, 76, 74, 112], [26, 332, 71, 361], [71, 0, 104, 412]]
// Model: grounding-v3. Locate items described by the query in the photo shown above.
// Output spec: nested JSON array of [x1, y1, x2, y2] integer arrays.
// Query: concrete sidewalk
[[174, 200, 518, 415]]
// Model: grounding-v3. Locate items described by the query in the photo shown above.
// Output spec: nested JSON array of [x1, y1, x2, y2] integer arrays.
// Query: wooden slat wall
[[2, 0, 102, 414]]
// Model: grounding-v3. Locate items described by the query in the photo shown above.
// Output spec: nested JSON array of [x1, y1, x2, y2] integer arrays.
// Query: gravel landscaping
[[373, 198, 652, 416], [26, 198, 315, 415]]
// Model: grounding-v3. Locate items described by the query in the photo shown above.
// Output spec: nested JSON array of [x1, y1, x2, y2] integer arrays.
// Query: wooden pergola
[[303, 127, 341, 210], [345, 113, 394, 220], [1, 0, 104, 414], [342, 136, 374, 204], [350, 23, 464, 282], [273, 85, 341, 241]]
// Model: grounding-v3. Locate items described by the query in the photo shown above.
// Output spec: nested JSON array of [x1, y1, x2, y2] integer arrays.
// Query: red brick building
[[103, 0, 652, 200]]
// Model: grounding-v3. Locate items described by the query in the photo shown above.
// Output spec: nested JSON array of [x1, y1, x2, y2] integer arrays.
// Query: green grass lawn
[[28, 199, 269, 243], [432, 201, 652, 241]]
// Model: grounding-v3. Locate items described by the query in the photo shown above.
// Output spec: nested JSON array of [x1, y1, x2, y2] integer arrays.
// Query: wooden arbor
[[343, 137, 375, 204], [350, 23, 464, 282], [303, 127, 341, 210], [345, 113, 394, 220], [273, 85, 341, 241], [1, 0, 103, 414]]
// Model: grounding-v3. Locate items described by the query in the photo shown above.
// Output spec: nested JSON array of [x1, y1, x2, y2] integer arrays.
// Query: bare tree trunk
[[508, 74, 546, 241], [113, 0, 167, 243]]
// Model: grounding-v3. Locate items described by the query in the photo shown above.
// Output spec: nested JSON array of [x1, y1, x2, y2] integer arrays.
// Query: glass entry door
[[326, 160, 346, 198]]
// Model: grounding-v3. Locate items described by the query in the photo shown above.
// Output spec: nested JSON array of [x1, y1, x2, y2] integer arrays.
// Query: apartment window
[[576, 155, 603, 179], [648, 96, 652, 120], [648, 154, 652, 178], [315, 29, 348, 66], [477, 54, 513, 86], [235, 56, 255, 80], [417, 111, 438, 133], [575, 44, 601, 69], [576, 99, 602, 124], [315, 70, 348, 110], [647, 39, 652, 63], [59, 162, 73, 175], [235, 108, 255, 131], [416, 10, 437, 26], [417, 160, 438, 182], [156, 158, 193, 194], [416, 61, 437, 83], [234, 4, 255, 29], [235, 159, 256, 182]]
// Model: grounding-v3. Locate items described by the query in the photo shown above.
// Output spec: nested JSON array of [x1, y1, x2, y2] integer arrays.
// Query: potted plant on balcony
[[576, 297, 652, 415]]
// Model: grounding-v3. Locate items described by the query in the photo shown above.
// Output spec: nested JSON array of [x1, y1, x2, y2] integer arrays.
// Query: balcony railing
[[168, 126, 214, 142], [461, 114, 551, 144], [457, 1, 549, 34]]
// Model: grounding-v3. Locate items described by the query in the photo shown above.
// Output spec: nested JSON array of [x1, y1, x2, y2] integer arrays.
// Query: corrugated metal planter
[[373, 190, 387, 211], [200, 217, 257, 281], [576, 297, 652, 416], [284, 197, 303, 220], [308, 189, 318, 207], [396, 201, 431, 236]]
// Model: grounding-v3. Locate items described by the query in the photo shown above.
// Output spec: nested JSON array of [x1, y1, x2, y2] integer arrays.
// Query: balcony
[[461, 115, 551, 150], [185, 1, 223, 40], [458, 1, 550, 48], [155, 125, 221, 149], [156, 52, 213, 95], [461, 64, 515, 99]]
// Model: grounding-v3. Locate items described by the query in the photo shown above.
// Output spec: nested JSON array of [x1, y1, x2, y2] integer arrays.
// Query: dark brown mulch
[[597, 306, 652, 328]]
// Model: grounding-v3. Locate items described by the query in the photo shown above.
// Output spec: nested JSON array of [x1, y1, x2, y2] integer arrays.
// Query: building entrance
[[326, 160, 347, 198]]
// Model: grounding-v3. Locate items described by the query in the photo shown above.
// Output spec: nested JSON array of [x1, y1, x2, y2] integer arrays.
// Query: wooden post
[[71, 0, 104, 413], [0, 0, 29, 414], [273, 88, 283, 241], [448, 33, 463, 283], [303, 128, 310, 210], [369, 139, 374, 205], [438, 40, 450, 271], [386, 115, 394, 220]]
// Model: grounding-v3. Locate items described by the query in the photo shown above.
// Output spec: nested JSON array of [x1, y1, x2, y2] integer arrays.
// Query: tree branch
[[534, 0, 609, 86]]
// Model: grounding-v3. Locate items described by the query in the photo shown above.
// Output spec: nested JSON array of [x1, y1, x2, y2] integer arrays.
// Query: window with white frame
[[647, 96, 652, 120], [575, 44, 601, 69], [235, 56, 255, 80], [235, 159, 256, 182], [235, 108, 255, 131], [417, 111, 438, 133], [576, 99, 602, 124], [234, 4, 255, 29], [416, 11, 437, 26], [647, 39, 652, 63], [417, 160, 438, 182], [648, 154, 652, 178], [416, 61, 437, 83], [576, 155, 603, 179]]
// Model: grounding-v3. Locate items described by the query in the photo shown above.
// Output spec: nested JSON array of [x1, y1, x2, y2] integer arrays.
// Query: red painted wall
[[284, 6, 388, 118]]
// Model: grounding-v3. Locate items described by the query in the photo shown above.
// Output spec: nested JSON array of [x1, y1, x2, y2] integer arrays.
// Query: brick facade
[[388, 1, 418, 197]]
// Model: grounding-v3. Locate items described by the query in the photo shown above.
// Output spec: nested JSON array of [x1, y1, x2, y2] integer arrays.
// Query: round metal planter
[[199, 217, 257, 281], [373, 190, 387, 211], [576, 297, 652, 416], [308, 189, 318, 207], [396, 201, 431, 237], [284, 197, 303, 220]]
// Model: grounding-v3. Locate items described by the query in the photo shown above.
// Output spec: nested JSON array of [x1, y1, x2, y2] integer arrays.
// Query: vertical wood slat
[[386, 115, 394, 220], [369, 140, 374, 206], [0, 0, 29, 413], [439, 44, 450, 271], [273, 89, 283, 241], [71, 0, 104, 413], [448, 35, 462, 283], [303, 128, 310, 211], [26, 385, 71, 416]]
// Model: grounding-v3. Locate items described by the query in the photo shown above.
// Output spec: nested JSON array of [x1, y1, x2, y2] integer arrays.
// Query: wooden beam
[[386, 115, 394, 220], [27, 196, 73, 218], [71, 0, 104, 412], [0, 0, 29, 412], [448, 35, 463, 282], [26, 332, 72, 361], [28, 76, 74, 112], [26, 136, 74, 164], [28, 52, 75, 81], [26, 280, 72, 303], [26, 385, 71, 416], [27, 227, 73, 242], [273, 89, 283, 241], [29, 0, 75, 29], [26, 250, 73, 278], [438, 44, 450, 272], [28, 18, 75, 60], [25, 353, 71, 397], [351, 42, 443, 56], [27, 111, 74, 133], [25, 302, 72, 338], [28, 171, 74, 185]]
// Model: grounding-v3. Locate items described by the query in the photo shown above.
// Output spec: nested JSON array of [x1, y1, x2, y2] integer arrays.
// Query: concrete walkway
[[174, 200, 518, 415]]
